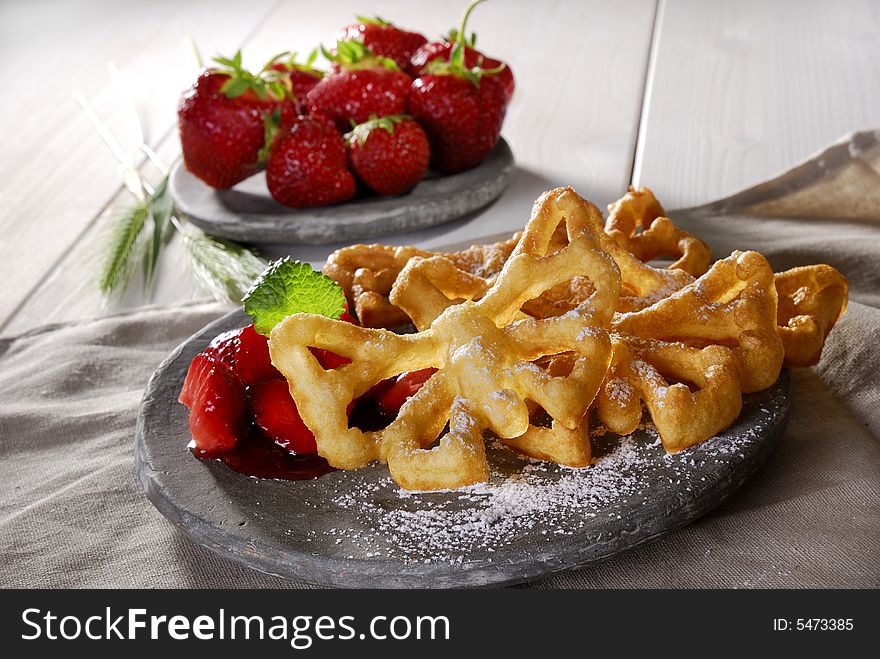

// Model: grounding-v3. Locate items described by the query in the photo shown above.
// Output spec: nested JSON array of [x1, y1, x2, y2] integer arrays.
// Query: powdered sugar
[[295, 384, 788, 568], [312, 421, 758, 564]]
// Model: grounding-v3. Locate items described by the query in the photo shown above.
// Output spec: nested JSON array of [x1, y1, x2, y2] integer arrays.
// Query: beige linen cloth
[[1, 132, 878, 588]]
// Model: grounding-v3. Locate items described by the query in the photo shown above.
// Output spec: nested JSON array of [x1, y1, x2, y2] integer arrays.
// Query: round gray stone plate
[[136, 309, 791, 588], [169, 139, 514, 245]]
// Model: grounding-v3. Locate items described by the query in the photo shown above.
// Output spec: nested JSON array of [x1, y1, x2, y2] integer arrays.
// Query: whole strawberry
[[409, 37, 514, 104], [178, 50, 290, 189], [347, 115, 430, 196], [306, 40, 411, 132], [408, 2, 510, 174], [337, 15, 427, 71], [408, 1, 514, 103], [268, 49, 324, 121], [266, 115, 356, 208]]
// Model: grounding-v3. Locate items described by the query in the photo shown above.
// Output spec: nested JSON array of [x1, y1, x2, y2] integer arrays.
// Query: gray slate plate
[[169, 139, 514, 245], [136, 310, 791, 588]]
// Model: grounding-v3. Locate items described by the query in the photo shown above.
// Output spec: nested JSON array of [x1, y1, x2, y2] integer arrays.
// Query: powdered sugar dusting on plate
[[305, 398, 782, 565]]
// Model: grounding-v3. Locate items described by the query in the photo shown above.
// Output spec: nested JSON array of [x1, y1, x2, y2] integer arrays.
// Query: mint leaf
[[243, 258, 346, 335]]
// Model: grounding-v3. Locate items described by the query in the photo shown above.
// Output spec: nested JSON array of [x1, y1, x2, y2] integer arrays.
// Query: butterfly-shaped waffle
[[323, 187, 710, 326], [391, 187, 848, 455], [268, 187, 621, 490]]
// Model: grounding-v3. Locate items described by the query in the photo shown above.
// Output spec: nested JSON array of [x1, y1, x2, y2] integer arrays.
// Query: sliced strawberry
[[374, 368, 438, 415], [202, 327, 240, 366], [249, 379, 317, 455], [179, 353, 247, 457], [234, 324, 282, 384], [310, 348, 352, 369]]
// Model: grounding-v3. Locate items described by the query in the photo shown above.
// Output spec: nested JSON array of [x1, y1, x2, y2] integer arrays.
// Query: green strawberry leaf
[[356, 14, 391, 26], [376, 55, 400, 71], [346, 114, 408, 146], [327, 39, 399, 71], [243, 258, 346, 335], [261, 50, 291, 72], [220, 76, 250, 98], [212, 55, 238, 68]]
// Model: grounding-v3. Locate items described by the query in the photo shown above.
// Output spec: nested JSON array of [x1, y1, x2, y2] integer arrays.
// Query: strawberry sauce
[[192, 427, 335, 481], [182, 321, 429, 481]]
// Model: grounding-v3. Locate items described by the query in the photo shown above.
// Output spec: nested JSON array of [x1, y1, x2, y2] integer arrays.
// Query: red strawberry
[[337, 15, 427, 71], [178, 50, 290, 189], [202, 327, 240, 366], [178, 71, 268, 189], [409, 70, 507, 174], [234, 324, 282, 384], [306, 40, 411, 132], [249, 379, 318, 455], [373, 368, 438, 415], [266, 115, 356, 208], [408, 40, 514, 104], [268, 50, 324, 121], [346, 114, 430, 195], [179, 353, 247, 457], [407, 1, 510, 174], [311, 349, 351, 370]]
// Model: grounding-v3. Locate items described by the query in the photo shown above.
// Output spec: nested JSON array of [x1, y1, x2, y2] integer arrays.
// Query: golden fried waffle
[[774, 265, 849, 367], [269, 187, 620, 490], [269, 185, 848, 490], [324, 186, 711, 325], [605, 186, 711, 277], [389, 189, 709, 327], [599, 251, 785, 452], [323, 238, 518, 327]]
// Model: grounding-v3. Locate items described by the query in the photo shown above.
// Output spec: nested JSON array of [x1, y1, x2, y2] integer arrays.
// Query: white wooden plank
[[0, 0, 278, 330], [633, 0, 880, 209], [4, 0, 657, 335]]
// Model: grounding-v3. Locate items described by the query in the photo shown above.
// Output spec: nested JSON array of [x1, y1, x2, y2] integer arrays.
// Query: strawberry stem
[[450, 0, 486, 70], [424, 0, 503, 86]]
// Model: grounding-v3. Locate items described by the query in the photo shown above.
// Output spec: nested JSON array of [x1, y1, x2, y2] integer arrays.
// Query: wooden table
[[2, 0, 878, 336]]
